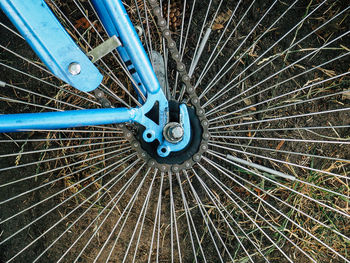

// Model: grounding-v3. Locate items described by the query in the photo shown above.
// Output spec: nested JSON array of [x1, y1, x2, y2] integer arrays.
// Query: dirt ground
[[1, 0, 349, 262]]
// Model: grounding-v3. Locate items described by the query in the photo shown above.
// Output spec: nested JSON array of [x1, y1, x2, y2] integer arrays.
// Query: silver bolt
[[170, 126, 184, 140], [102, 101, 111, 107], [68, 62, 81, 75], [163, 122, 184, 143]]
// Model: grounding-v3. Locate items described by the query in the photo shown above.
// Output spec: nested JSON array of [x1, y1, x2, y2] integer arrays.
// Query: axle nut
[[163, 122, 184, 143]]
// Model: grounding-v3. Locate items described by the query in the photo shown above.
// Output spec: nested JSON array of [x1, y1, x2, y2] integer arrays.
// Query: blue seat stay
[[95, 0, 161, 95], [91, 0, 147, 99], [0, 0, 103, 92]]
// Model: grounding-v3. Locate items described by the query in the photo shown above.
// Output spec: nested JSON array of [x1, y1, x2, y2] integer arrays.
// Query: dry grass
[[1, 0, 349, 262]]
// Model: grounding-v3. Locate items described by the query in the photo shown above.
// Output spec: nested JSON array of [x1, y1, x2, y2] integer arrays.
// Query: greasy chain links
[[96, 0, 209, 172]]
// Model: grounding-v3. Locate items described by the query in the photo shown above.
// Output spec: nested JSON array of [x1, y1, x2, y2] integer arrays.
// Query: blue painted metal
[[95, 0, 161, 95], [0, 0, 103, 92], [0, 0, 194, 158], [91, 0, 147, 99], [0, 89, 191, 157], [157, 104, 191, 157], [90, 0, 176, 151], [133, 91, 169, 144], [0, 108, 133, 133]]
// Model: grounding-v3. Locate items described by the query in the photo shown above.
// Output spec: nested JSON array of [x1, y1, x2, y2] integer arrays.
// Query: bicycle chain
[[95, 0, 209, 173]]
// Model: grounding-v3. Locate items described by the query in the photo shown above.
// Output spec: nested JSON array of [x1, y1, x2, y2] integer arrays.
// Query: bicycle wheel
[[1, 0, 349, 262]]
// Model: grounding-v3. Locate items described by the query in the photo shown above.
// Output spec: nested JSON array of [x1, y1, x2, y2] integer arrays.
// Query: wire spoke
[[176, 172, 207, 262], [95, 165, 150, 263], [147, 170, 164, 263], [201, 3, 348, 108], [123, 168, 158, 262], [200, 158, 317, 262], [30, 158, 139, 261], [1, 0, 349, 261], [1, 153, 137, 246], [203, 152, 350, 262], [208, 71, 350, 123], [56, 159, 142, 262], [208, 141, 350, 181], [183, 170, 229, 262], [202, 156, 350, 245], [0, 146, 132, 205], [207, 149, 350, 219], [209, 106, 350, 130]]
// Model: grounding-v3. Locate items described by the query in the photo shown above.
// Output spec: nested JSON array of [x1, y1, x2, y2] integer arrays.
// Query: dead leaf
[[75, 17, 90, 30], [212, 9, 232, 30], [243, 98, 252, 105], [342, 90, 350, 100], [212, 24, 224, 30], [276, 140, 285, 150], [314, 66, 336, 77]]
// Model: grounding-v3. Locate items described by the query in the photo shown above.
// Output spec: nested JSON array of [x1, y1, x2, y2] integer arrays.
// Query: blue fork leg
[[91, 0, 170, 139]]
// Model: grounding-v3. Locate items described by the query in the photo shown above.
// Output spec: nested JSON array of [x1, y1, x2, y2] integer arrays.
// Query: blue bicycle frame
[[0, 0, 191, 157]]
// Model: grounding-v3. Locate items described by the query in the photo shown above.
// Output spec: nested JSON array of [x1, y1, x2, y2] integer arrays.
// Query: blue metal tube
[[91, 0, 147, 98], [0, 108, 134, 133], [97, 0, 161, 94], [0, 0, 103, 92]]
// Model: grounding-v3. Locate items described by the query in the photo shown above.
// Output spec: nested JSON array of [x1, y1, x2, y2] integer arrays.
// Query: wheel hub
[[136, 100, 204, 169]]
